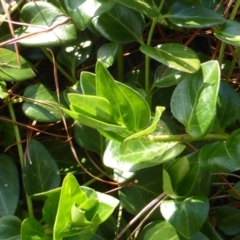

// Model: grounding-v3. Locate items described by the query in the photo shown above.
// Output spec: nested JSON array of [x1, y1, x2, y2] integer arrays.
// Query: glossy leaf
[[22, 83, 68, 122], [215, 81, 240, 131], [68, 94, 117, 124], [140, 44, 200, 73], [214, 20, 240, 47], [64, 0, 115, 30], [96, 61, 151, 131], [97, 43, 119, 68], [154, 65, 191, 88], [93, 3, 145, 43], [74, 122, 106, 156], [57, 33, 93, 72], [161, 195, 209, 239], [120, 106, 164, 153], [0, 48, 35, 81], [214, 206, 240, 236], [18, 2, 77, 46], [139, 221, 179, 240], [163, 157, 189, 198], [22, 140, 60, 196], [80, 72, 97, 95], [114, 0, 159, 17], [171, 60, 220, 139], [103, 121, 185, 172], [21, 218, 51, 240], [0, 154, 19, 216], [0, 216, 21, 240], [168, 2, 225, 28], [119, 165, 163, 219], [199, 129, 240, 172]]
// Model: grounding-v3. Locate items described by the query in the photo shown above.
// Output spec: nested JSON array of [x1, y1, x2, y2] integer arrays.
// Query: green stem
[[144, 0, 165, 105], [117, 44, 124, 82], [7, 98, 34, 218], [41, 48, 77, 83], [148, 133, 229, 143], [229, 0, 240, 20]]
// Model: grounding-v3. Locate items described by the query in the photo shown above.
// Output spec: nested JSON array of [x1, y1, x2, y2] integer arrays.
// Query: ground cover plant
[[1, 0, 240, 239]]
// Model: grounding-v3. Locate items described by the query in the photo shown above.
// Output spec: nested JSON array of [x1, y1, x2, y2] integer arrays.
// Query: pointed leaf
[[140, 44, 200, 73], [17, 2, 77, 46], [0, 216, 21, 240], [199, 129, 240, 172], [97, 43, 119, 68], [64, 0, 115, 30], [22, 140, 60, 196], [114, 0, 159, 17], [0, 154, 19, 215], [0, 48, 35, 81], [168, 2, 225, 28], [160, 195, 209, 239], [171, 60, 220, 139], [214, 20, 240, 47], [80, 72, 97, 95], [93, 3, 145, 43]]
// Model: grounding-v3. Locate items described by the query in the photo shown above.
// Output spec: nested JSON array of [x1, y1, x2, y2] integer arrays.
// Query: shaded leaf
[[214, 20, 240, 47], [0, 154, 19, 216], [64, 0, 115, 30], [22, 83, 68, 122], [0, 48, 35, 81], [17, 2, 77, 46], [0, 215, 21, 240], [168, 2, 225, 28], [140, 44, 200, 73], [199, 129, 240, 172], [171, 60, 220, 139], [22, 140, 60, 196], [93, 3, 145, 43], [161, 195, 209, 239]]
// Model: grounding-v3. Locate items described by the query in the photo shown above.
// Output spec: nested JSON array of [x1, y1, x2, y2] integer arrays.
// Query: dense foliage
[[1, 0, 240, 239]]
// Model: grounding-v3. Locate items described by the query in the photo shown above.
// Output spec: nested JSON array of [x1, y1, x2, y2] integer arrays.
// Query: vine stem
[[144, 0, 165, 105], [7, 98, 34, 218], [148, 133, 229, 143]]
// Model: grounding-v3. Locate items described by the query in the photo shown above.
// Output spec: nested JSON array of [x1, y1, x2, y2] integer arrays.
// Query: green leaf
[[228, 181, 240, 200], [104, 121, 185, 172], [74, 122, 106, 156], [0, 216, 21, 240], [21, 218, 51, 240], [214, 206, 240, 236], [154, 65, 191, 88], [0, 48, 35, 81], [121, 106, 164, 153], [163, 157, 189, 198], [0, 81, 8, 99], [215, 81, 240, 131], [171, 60, 220, 139], [160, 195, 209, 239], [199, 129, 240, 172], [93, 3, 145, 43], [119, 165, 163, 219], [80, 72, 97, 95], [17, 2, 77, 46], [140, 44, 200, 73], [0, 154, 19, 215], [22, 140, 60, 196], [214, 20, 240, 47], [176, 161, 211, 197], [54, 174, 96, 239], [22, 83, 68, 122], [64, 0, 115, 30], [96, 61, 151, 131], [168, 2, 225, 28], [201, 219, 222, 240], [97, 43, 119, 68], [114, 0, 159, 17], [57, 32, 93, 72]]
